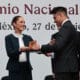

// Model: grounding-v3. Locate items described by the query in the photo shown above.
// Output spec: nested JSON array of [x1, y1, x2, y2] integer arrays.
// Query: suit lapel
[[23, 35, 29, 46], [11, 34, 19, 49]]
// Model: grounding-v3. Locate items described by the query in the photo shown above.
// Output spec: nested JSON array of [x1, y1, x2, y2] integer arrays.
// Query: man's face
[[53, 13, 62, 27]]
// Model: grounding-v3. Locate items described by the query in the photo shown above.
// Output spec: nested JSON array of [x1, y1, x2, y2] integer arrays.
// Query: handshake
[[19, 39, 56, 57], [19, 40, 40, 52], [28, 39, 55, 51], [29, 40, 53, 57]]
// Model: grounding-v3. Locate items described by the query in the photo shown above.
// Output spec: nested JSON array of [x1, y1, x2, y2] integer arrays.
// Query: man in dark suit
[[50, 32, 59, 75], [76, 31, 80, 70], [31, 7, 79, 80]]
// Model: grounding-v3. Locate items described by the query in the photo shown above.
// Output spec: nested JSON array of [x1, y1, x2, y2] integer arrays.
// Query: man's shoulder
[[51, 32, 59, 39]]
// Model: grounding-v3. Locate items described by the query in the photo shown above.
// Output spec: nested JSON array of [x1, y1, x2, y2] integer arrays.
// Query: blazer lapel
[[23, 35, 29, 46], [11, 34, 19, 49]]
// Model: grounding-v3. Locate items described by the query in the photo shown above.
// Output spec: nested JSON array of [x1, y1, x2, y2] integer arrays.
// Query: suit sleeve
[[5, 36, 21, 58], [41, 25, 73, 53]]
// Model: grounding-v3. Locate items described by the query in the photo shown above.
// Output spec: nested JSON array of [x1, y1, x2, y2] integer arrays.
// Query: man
[[50, 32, 59, 74], [76, 31, 80, 70], [31, 7, 79, 80], [76, 31, 80, 79]]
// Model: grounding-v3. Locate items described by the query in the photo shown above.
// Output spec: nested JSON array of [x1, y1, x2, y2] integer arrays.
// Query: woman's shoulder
[[23, 34, 33, 40], [5, 34, 13, 37], [23, 34, 32, 38], [5, 34, 14, 39]]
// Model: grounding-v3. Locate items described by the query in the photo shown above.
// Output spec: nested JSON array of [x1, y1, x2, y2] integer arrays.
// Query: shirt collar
[[13, 32, 23, 38], [61, 18, 69, 26]]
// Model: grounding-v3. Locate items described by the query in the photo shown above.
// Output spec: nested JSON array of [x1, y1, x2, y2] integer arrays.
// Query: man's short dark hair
[[50, 6, 67, 15]]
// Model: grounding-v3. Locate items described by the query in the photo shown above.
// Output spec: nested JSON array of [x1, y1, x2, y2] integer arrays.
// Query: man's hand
[[44, 53, 52, 57], [49, 39, 56, 45]]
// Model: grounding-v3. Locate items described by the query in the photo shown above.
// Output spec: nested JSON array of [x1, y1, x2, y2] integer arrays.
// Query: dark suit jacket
[[76, 31, 80, 53], [51, 32, 59, 73], [41, 21, 79, 72], [5, 34, 33, 72], [76, 31, 80, 70]]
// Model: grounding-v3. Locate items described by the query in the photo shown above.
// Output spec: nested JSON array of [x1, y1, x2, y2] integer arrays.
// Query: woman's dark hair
[[11, 15, 21, 25]]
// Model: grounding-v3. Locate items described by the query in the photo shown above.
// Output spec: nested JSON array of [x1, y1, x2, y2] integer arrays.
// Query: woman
[[5, 16, 33, 80]]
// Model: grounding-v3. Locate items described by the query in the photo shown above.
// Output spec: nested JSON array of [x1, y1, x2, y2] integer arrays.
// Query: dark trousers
[[51, 58, 54, 73], [55, 72, 79, 80], [9, 70, 32, 80]]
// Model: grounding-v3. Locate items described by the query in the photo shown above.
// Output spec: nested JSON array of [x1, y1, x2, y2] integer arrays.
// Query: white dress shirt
[[13, 33, 27, 62]]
